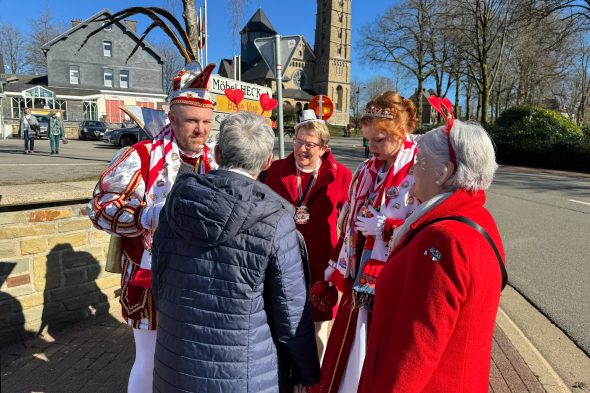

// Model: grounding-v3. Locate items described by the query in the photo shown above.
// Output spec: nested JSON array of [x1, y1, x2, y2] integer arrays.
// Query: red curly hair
[[360, 91, 418, 140]]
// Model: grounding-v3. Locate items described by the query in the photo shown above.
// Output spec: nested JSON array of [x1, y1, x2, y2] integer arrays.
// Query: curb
[[497, 306, 572, 392]]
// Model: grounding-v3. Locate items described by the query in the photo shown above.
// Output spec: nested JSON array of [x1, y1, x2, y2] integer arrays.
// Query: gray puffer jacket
[[152, 169, 320, 393]]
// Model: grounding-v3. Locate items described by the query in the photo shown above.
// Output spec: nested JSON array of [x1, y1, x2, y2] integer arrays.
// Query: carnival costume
[[314, 135, 418, 393]]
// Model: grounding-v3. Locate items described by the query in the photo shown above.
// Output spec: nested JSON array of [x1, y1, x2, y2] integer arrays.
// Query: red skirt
[[120, 253, 157, 330], [308, 285, 367, 393]]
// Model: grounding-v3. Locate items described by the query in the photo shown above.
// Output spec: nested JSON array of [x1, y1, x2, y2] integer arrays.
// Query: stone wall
[[0, 204, 118, 346]]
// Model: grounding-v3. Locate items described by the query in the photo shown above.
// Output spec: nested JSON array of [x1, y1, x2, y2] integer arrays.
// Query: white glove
[[324, 264, 336, 282], [140, 202, 165, 230], [354, 205, 386, 237]]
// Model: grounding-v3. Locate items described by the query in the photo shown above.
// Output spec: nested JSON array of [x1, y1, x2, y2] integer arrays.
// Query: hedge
[[489, 106, 590, 173]]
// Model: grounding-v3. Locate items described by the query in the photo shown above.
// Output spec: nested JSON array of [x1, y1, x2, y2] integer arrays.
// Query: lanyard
[[296, 168, 318, 207], [369, 163, 396, 209]]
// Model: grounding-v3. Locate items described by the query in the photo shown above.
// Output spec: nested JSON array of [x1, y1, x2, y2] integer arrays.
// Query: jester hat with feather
[[78, 7, 216, 109]]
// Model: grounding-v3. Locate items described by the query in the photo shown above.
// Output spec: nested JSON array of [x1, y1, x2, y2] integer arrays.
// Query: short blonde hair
[[294, 120, 330, 147]]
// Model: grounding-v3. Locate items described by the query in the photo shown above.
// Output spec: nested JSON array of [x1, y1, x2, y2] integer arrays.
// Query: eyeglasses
[[293, 139, 321, 149]]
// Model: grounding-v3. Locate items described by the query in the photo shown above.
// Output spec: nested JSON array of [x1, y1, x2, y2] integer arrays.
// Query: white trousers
[[338, 307, 368, 393], [128, 328, 157, 393]]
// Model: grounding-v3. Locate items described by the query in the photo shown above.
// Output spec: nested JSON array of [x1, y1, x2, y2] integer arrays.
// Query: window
[[104, 69, 114, 87], [55, 100, 68, 120], [69, 65, 80, 85], [11, 97, 25, 118], [336, 85, 343, 111], [103, 41, 112, 57], [120, 70, 129, 89], [83, 100, 98, 120]]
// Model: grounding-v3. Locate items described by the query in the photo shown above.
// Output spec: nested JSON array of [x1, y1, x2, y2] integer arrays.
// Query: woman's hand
[[354, 205, 386, 237]]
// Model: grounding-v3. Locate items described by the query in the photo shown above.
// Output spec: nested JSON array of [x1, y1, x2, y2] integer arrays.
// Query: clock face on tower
[[292, 69, 307, 88]]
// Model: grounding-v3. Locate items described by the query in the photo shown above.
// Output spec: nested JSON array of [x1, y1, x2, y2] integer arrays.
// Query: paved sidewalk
[[1, 305, 548, 393]]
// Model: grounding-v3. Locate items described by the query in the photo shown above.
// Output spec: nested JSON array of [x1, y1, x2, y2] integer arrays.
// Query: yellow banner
[[215, 96, 272, 118]]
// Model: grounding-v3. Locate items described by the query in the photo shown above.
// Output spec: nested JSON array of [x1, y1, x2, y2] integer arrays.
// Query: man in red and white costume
[[87, 62, 218, 393]]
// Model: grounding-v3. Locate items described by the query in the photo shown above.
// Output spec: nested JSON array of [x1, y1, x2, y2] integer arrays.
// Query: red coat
[[264, 151, 352, 321], [358, 189, 505, 393]]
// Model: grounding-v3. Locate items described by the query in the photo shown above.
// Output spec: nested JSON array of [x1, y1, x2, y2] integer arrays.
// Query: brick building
[[220, 1, 352, 126], [1, 9, 166, 139]]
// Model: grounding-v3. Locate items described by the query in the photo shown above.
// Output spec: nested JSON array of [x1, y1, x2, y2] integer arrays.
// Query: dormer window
[[103, 41, 112, 57]]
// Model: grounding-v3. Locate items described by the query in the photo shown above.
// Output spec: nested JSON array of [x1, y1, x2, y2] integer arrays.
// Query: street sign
[[309, 95, 334, 121], [254, 35, 301, 78]]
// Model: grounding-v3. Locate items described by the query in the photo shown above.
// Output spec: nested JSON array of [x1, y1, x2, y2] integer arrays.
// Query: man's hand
[[140, 201, 165, 230]]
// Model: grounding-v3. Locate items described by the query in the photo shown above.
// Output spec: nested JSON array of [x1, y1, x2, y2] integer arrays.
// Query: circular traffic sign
[[309, 95, 334, 121]]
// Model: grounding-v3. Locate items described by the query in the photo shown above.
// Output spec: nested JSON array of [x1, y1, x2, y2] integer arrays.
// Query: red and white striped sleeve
[[87, 147, 147, 237]]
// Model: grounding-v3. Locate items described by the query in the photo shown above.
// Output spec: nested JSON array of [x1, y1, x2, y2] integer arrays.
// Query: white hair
[[217, 111, 275, 176], [418, 120, 498, 191]]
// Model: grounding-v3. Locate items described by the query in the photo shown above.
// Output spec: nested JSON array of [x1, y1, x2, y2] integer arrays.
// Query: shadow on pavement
[[0, 244, 130, 393]]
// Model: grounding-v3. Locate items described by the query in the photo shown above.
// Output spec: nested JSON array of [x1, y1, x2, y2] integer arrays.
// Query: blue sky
[[0, 0, 405, 91]]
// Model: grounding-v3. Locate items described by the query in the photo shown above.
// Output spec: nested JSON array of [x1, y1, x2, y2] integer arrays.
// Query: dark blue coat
[[152, 169, 320, 393]]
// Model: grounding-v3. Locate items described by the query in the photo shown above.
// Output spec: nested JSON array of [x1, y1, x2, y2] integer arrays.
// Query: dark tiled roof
[[218, 59, 234, 78], [241, 61, 274, 81], [240, 8, 277, 34], [3, 75, 100, 97], [283, 88, 314, 101], [41, 8, 162, 61]]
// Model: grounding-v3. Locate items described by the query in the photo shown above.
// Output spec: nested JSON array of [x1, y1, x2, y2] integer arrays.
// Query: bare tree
[[154, 40, 185, 95], [364, 76, 396, 101], [350, 79, 364, 126], [359, 0, 434, 123], [27, 10, 65, 75], [0, 23, 28, 74]]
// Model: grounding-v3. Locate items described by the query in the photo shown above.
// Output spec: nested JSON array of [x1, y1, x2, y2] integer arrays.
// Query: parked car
[[32, 114, 49, 139], [78, 120, 108, 140], [102, 125, 150, 147]]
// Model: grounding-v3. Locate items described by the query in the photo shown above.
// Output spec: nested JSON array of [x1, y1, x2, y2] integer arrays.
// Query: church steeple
[[313, 0, 351, 126], [240, 8, 277, 69]]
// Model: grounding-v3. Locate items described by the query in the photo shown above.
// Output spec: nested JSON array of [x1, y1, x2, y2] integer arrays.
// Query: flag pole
[[204, 0, 208, 65]]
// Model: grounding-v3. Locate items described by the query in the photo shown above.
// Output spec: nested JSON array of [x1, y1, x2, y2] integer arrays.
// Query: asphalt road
[[1, 135, 589, 356], [485, 168, 590, 356]]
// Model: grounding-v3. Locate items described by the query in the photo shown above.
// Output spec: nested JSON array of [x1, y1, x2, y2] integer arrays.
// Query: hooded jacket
[[152, 169, 320, 393]]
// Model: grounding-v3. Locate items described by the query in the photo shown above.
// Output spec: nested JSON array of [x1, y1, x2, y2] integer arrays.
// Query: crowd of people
[[87, 61, 506, 393]]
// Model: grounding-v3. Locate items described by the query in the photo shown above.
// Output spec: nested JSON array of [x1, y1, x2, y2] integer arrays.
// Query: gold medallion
[[294, 206, 311, 224]]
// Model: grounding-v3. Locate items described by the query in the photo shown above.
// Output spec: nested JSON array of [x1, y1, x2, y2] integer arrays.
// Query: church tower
[[313, 0, 351, 126]]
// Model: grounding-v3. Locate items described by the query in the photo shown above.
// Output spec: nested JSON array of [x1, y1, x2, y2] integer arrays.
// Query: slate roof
[[240, 8, 277, 34], [3, 75, 101, 97], [41, 8, 162, 62]]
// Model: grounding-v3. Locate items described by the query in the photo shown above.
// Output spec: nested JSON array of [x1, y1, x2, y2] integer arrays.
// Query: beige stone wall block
[[96, 275, 121, 291], [19, 293, 45, 308], [33, 253, 61, 291], [47, 232, 88, 250], [89, 230, 110, 244], [1, 283, 34, 297], [76, 245, 105, 263], [20, 238, 48, 255], [0, 212, 27, 225], [27, 208, 73, 223], [0, 257, 31, 276], [22, 304, 44, 324], [0, 241, 17, 258], [58, 218, 93, 233], [0, 223, 55, 240]]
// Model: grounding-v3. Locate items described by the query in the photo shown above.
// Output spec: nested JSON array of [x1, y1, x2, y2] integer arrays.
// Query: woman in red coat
[[264, 109, 352, 362], [358, 117, 506, 393], [314, 92, 419, 393]]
